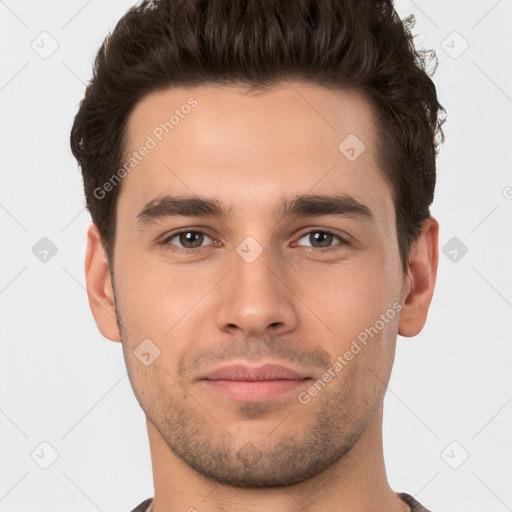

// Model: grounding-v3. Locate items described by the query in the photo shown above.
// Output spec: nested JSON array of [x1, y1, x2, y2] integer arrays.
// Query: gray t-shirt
[[130, 492, 432, 511]]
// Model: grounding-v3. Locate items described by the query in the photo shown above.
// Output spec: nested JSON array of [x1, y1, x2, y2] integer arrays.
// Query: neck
[[147, 407, 409, 512]]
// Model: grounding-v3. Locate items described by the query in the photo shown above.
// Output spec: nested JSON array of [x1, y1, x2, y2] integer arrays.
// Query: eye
[[159, 228, 348, 254], [162, 230, 214, 251], [295, 230, 348, 250]]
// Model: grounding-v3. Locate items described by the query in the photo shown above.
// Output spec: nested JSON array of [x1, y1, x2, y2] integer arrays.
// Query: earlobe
[[398, 216, 439, 338], [84, 223, 121, 342]]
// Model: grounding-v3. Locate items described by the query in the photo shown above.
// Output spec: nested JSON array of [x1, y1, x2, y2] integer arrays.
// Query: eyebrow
[[135, 193, 375, 226]]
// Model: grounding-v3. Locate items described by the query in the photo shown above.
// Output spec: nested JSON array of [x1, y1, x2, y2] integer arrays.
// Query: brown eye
[[297, 230, 345, 249], [164, 230, 213, 250]]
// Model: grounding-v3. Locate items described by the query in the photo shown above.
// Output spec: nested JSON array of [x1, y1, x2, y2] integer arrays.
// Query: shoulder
[[398, 492, 433, 512], [129, 498, 153, 512]]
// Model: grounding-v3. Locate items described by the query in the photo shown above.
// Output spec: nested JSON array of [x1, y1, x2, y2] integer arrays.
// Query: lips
[[201, 363, 309, 381], [199, 363, 311, 402]]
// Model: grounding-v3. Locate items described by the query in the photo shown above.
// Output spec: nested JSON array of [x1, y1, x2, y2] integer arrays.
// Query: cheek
[[300, 252, 401, 361], [122, 347, 180, 422], [306, 260, 395, 324], [115, 254, 222, 339]]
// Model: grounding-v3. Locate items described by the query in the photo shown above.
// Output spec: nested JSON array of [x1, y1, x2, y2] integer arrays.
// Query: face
[[109, 82, 407, 486]]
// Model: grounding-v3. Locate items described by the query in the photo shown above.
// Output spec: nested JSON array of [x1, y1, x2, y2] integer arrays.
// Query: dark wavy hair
[[70, 0, 445, 272]]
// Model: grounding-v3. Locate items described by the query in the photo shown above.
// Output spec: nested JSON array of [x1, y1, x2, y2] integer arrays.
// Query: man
[[71, 0, 445, 510]]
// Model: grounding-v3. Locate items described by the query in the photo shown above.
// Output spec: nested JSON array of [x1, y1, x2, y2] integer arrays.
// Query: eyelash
[[159, 228, 350, 254]]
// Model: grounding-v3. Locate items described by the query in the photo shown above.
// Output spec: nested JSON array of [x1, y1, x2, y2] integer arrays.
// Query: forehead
[[119, 82, 393, 222]]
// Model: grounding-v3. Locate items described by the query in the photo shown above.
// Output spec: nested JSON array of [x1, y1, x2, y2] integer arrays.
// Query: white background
[[0, 1, 511, 511]]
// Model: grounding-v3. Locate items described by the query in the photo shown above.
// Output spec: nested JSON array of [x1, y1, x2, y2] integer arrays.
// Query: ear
[[398, 216, 439, 337], [84, 223, 121, 342]]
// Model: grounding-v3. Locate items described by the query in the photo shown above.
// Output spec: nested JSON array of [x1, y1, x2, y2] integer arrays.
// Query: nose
[[213, 243, 299, 338]]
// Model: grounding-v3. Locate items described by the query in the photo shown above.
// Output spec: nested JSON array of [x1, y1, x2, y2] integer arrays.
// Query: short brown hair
[[70, 0, 445, 271]]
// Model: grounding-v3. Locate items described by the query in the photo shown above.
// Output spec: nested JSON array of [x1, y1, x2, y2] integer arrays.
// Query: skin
[[85, 82, 438, 512]]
